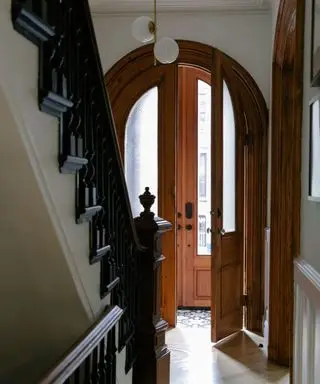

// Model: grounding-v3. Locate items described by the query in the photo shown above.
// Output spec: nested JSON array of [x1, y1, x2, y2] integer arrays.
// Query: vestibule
[[105, 40, 268, 341]]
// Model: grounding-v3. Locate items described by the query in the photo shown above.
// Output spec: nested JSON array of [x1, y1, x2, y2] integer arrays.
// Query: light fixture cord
[[153, 0, 157, 66]]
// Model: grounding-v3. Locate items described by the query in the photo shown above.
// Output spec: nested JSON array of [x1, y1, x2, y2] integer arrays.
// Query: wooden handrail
[[40, 306, 123, 384]]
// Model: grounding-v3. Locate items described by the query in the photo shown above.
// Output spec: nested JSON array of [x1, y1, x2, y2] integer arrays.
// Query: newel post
[[133, 187, 172, 384]]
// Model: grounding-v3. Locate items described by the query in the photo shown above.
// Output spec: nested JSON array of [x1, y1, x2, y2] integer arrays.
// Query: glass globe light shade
[[132, 16, 155, 43], [154, 37, 179, 64]]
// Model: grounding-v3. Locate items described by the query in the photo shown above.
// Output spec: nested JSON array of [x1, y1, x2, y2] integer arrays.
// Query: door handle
[[219, 228, 226, 236], [206, 227, 212, 234]]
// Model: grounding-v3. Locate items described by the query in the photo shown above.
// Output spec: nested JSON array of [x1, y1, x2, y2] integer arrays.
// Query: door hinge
[[241, 294, 248, 307], [245, 134, 253, 146]]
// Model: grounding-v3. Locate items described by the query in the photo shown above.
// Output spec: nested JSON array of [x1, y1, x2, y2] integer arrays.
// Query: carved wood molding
[[269, 0, 305, 367]]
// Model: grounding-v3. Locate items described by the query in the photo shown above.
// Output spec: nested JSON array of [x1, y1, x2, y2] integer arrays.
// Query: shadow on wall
[[0, 86, 90, 383]]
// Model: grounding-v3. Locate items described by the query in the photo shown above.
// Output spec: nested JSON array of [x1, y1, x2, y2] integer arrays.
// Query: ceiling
[[89, 0, 272, 15]]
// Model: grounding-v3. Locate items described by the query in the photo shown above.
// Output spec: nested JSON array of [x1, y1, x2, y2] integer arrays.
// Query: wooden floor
[[166, 327, 289, 383]]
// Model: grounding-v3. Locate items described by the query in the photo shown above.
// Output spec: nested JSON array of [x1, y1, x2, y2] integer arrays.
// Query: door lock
[[185, 202, 193, 219]]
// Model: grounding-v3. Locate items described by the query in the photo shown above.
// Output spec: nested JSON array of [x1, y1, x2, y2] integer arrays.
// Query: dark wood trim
[[105, 41, 268, 331], [40, 306, 123, 384], [269, 0, 305, 368], [133, 189, 172, 384]]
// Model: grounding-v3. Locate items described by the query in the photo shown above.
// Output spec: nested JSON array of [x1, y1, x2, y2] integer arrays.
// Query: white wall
[[0, 0, 108, 318], [292, 1, 320, 382], [0, 85, 91, 383], [300, 1, 320, 272], [93, 11, 272, 103], [266, 0, 281, 226], [0, 0, 111, 381]]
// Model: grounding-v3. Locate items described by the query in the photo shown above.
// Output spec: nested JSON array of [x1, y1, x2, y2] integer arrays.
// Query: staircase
[[6, 0, 142, 381]]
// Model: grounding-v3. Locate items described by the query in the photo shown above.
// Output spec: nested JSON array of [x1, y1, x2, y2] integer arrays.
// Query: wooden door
[[211, 52, 244, 342], [106, 42, 268, 329], [177, 66, 212, 308]]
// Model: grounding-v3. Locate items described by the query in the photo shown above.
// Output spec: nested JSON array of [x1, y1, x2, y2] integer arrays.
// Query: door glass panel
[[125, 87, 158, 217], [223, 81, 236, 232], [197, 80, 211, 255]]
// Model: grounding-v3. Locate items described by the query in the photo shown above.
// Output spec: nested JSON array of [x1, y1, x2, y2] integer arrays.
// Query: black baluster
[[73, 366, 81, 384], [106, 328, 116, 384], [91, 346, 99, 384], [84, 355, 91, 384], [98, 337, 106, 383]]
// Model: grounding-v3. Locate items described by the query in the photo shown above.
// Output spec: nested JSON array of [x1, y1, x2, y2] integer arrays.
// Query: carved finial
[[139, 187, 155, 217]]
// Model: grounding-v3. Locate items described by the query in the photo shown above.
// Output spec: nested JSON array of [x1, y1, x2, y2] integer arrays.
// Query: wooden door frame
[[105, 41, 268, 331], [269, 0, 305, 367]]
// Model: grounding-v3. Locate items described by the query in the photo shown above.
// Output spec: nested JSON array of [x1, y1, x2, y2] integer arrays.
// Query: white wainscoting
[[294, 259, 320, 384]]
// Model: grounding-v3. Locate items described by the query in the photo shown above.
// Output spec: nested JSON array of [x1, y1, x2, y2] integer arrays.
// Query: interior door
[[177, 66, 212, 308], [211, 52, 244, 342]]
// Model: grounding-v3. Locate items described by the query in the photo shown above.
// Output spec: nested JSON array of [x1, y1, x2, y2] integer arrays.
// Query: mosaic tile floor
[[177, 309, 211, 328]]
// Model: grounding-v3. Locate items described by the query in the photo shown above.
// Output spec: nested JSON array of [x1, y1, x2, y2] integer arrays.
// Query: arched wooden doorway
[[105, 41, 268, 337], [269, 0, 305, 368]]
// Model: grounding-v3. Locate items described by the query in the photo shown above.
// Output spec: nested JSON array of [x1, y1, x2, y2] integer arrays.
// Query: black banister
[[12, 0, 143, 375]]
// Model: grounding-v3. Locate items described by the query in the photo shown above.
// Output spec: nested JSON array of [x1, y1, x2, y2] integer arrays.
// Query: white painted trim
[[293, 284, 303, 383], [294, 259, 320, 384], [294, 259, 320, 310]]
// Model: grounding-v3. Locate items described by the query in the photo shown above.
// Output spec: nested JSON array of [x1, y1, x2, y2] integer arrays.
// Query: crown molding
[[90, 0, 271, 15]]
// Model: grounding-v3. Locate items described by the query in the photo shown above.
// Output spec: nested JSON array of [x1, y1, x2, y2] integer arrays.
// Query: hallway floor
[[166, 326, 289, 383]]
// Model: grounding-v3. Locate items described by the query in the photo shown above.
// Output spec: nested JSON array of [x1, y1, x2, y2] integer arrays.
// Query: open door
[[211, 51, 244, 342], [176, 66, 212, 308]]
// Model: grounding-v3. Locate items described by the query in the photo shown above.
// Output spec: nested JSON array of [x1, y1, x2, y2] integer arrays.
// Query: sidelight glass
[[125, 87, 158, 217], [197, 80, 212, 255], [223, 81, 236, 232]]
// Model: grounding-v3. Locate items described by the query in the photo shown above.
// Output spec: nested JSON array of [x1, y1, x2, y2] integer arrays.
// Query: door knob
[[206, 227, 212, 234]]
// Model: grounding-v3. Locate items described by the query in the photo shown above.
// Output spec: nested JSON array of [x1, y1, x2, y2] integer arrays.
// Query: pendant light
[[131, 0, 179, 65]]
